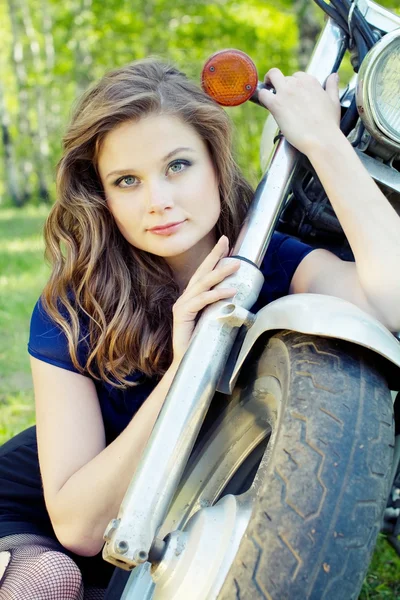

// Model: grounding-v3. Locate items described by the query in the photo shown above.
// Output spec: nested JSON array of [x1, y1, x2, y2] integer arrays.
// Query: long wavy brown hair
[[42, 58, 254, 387]]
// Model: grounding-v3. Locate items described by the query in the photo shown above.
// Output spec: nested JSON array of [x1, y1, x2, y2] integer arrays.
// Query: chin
[[142, 230, 203, 256], [124, 237, 191, 257], [148, 241, 196, 258]]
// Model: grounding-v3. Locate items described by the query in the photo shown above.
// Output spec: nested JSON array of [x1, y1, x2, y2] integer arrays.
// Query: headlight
[[357, 29, 400, 151]]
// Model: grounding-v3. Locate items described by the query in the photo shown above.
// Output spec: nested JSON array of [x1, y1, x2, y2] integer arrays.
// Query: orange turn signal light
[[201, 49, 258, 107]]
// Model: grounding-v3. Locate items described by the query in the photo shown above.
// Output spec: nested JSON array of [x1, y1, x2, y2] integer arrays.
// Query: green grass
[[0, 206, 50, 441], [361, 536, 400, 599], [0, 206, 399, 597]]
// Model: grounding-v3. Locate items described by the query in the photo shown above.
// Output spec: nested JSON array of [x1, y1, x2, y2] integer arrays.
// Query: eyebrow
[[105, 147, 196, 180]]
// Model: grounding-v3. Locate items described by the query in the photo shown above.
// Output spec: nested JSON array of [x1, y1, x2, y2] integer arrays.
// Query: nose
[[146, 180, 174, 213]]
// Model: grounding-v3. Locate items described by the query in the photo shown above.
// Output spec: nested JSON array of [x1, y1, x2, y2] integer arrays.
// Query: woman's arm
[[33, 355, 180, 557], [34, 236, 240, 557], [259, 70, 400, 330], [291, 130, 400, 331]]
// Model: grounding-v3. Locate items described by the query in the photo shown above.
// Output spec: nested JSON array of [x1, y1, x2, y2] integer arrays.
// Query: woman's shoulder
[[265, 231, 314, 263], [256, 231, 315, 306], [27, 294, 89, 375]]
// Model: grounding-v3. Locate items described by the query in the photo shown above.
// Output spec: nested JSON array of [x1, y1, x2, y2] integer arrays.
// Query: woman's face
[[97, 114, 221, 261]]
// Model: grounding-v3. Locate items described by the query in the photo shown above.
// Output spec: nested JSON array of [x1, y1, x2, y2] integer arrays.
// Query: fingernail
[[335, 73, 340, 83]]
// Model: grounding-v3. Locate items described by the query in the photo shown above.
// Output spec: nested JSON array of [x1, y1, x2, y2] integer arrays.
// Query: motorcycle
[[102, 1, 400, 598]]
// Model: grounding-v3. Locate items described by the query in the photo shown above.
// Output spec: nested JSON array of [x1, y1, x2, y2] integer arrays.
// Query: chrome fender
[[220, 293, 400, 394]]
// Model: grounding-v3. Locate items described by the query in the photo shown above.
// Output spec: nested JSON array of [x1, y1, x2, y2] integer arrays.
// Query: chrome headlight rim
[[357, 28, 400, 152]]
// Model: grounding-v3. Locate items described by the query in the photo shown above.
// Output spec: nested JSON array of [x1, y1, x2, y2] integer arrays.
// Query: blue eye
[[168, 160, 191, 174], [113, 160, 191, 188], [115, 175, 137, 188]]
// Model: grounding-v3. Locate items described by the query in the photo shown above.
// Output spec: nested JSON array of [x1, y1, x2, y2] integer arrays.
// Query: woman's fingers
[[181, 258, 240, 303], [264, 67, 286, 92], [174, 287, 237, 319], [258, 87, 276, 111], [171, 239, 239, 363], [188, 236, 229, 288], [259, 68, 286, 110], [325, 73, 341, 121]]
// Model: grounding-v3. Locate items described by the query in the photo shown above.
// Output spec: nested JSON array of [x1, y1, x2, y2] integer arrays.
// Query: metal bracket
[[348, 0, 359, 47], [363, 0, 400, 33]]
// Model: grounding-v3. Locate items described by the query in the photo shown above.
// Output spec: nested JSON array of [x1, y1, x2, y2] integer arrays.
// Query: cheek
[[107, 198, 144, 241], [197, 166, 220, 210]]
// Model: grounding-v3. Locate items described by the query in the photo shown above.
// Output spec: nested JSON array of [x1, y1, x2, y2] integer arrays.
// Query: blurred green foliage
[[1, 0, 399, 204], [0, 0, 302, 204], [0, 206, 48, 441]]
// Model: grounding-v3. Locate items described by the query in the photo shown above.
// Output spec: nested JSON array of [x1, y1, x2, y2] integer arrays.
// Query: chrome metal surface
[[102, 260, 264, 568], [259, 113, 279, 173], [152, 495, 253, 600], [340, 75, 358, 109], [103, 519, 120, 542], [355, 149, 400, 194], [390, 434, 400, 485], [233, 19, 348, 265], [120, 563, 154, 600], [356, 30, 400, 152], [225, 294, 400, 394], [363, 0, 400, 33], [159, 394, 272, 537], [121, 381, 274, 598]]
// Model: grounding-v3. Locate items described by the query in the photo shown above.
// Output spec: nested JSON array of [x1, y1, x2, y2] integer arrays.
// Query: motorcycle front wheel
[[118, 331, 395, 600]]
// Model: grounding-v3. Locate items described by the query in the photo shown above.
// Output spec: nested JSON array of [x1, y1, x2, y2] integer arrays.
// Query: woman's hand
[[171, 235, 240, 365], [258, 68, 342, 156]]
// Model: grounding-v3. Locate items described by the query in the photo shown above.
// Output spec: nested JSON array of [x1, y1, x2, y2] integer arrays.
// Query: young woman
[[0, 58, 400, 599]]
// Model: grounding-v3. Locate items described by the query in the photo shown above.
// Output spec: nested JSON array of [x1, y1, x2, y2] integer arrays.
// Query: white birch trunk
[[7, 0, 34, 203], [0, 80, 23, 206], [18, 0, 51, 202], [74, 0, 93, 96], [296, 0, 322, 70]]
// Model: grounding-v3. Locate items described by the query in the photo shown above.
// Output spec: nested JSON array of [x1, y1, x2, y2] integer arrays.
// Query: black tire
[[217, 331, 394, 600]]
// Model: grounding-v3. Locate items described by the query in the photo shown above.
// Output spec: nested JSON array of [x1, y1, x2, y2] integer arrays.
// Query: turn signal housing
[[201, 49, 258, 107]]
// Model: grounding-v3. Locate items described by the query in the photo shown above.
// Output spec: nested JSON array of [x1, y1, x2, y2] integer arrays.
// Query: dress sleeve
[[254, 231, 315, 310], [27, 296, 89, 374]]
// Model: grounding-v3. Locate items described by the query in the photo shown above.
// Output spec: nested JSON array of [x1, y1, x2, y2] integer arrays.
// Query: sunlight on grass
[[0, 237, 44, 253], [0, 266, 49, 292], [0, 390, 35, 444], [0, 205, 49, 221], [0, 206, 50, 440]]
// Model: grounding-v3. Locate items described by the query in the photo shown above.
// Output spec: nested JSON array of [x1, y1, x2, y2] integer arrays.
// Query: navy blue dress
[[0, 232, 314, 587]]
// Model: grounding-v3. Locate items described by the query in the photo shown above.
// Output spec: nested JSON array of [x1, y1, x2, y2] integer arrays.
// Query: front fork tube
[[103, 18, 348, 570], [103, 260, 264, 569]]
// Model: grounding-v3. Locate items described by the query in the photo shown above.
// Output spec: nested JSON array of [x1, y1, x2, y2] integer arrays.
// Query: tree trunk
[[39, 0, 60, 158], [40, 0, 55, 72], [0, 81, 23, 207], [74, 0, 94, 96], [7, 0, 34, 204], [296, 0, 322, 70], [19, 0, 51, 203]]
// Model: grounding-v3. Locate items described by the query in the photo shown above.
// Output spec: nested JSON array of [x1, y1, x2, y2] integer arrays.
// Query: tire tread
[[217, 332, 394, 600]]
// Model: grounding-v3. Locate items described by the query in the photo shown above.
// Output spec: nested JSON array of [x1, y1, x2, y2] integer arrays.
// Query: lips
[[148, 220, 186, 232]]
